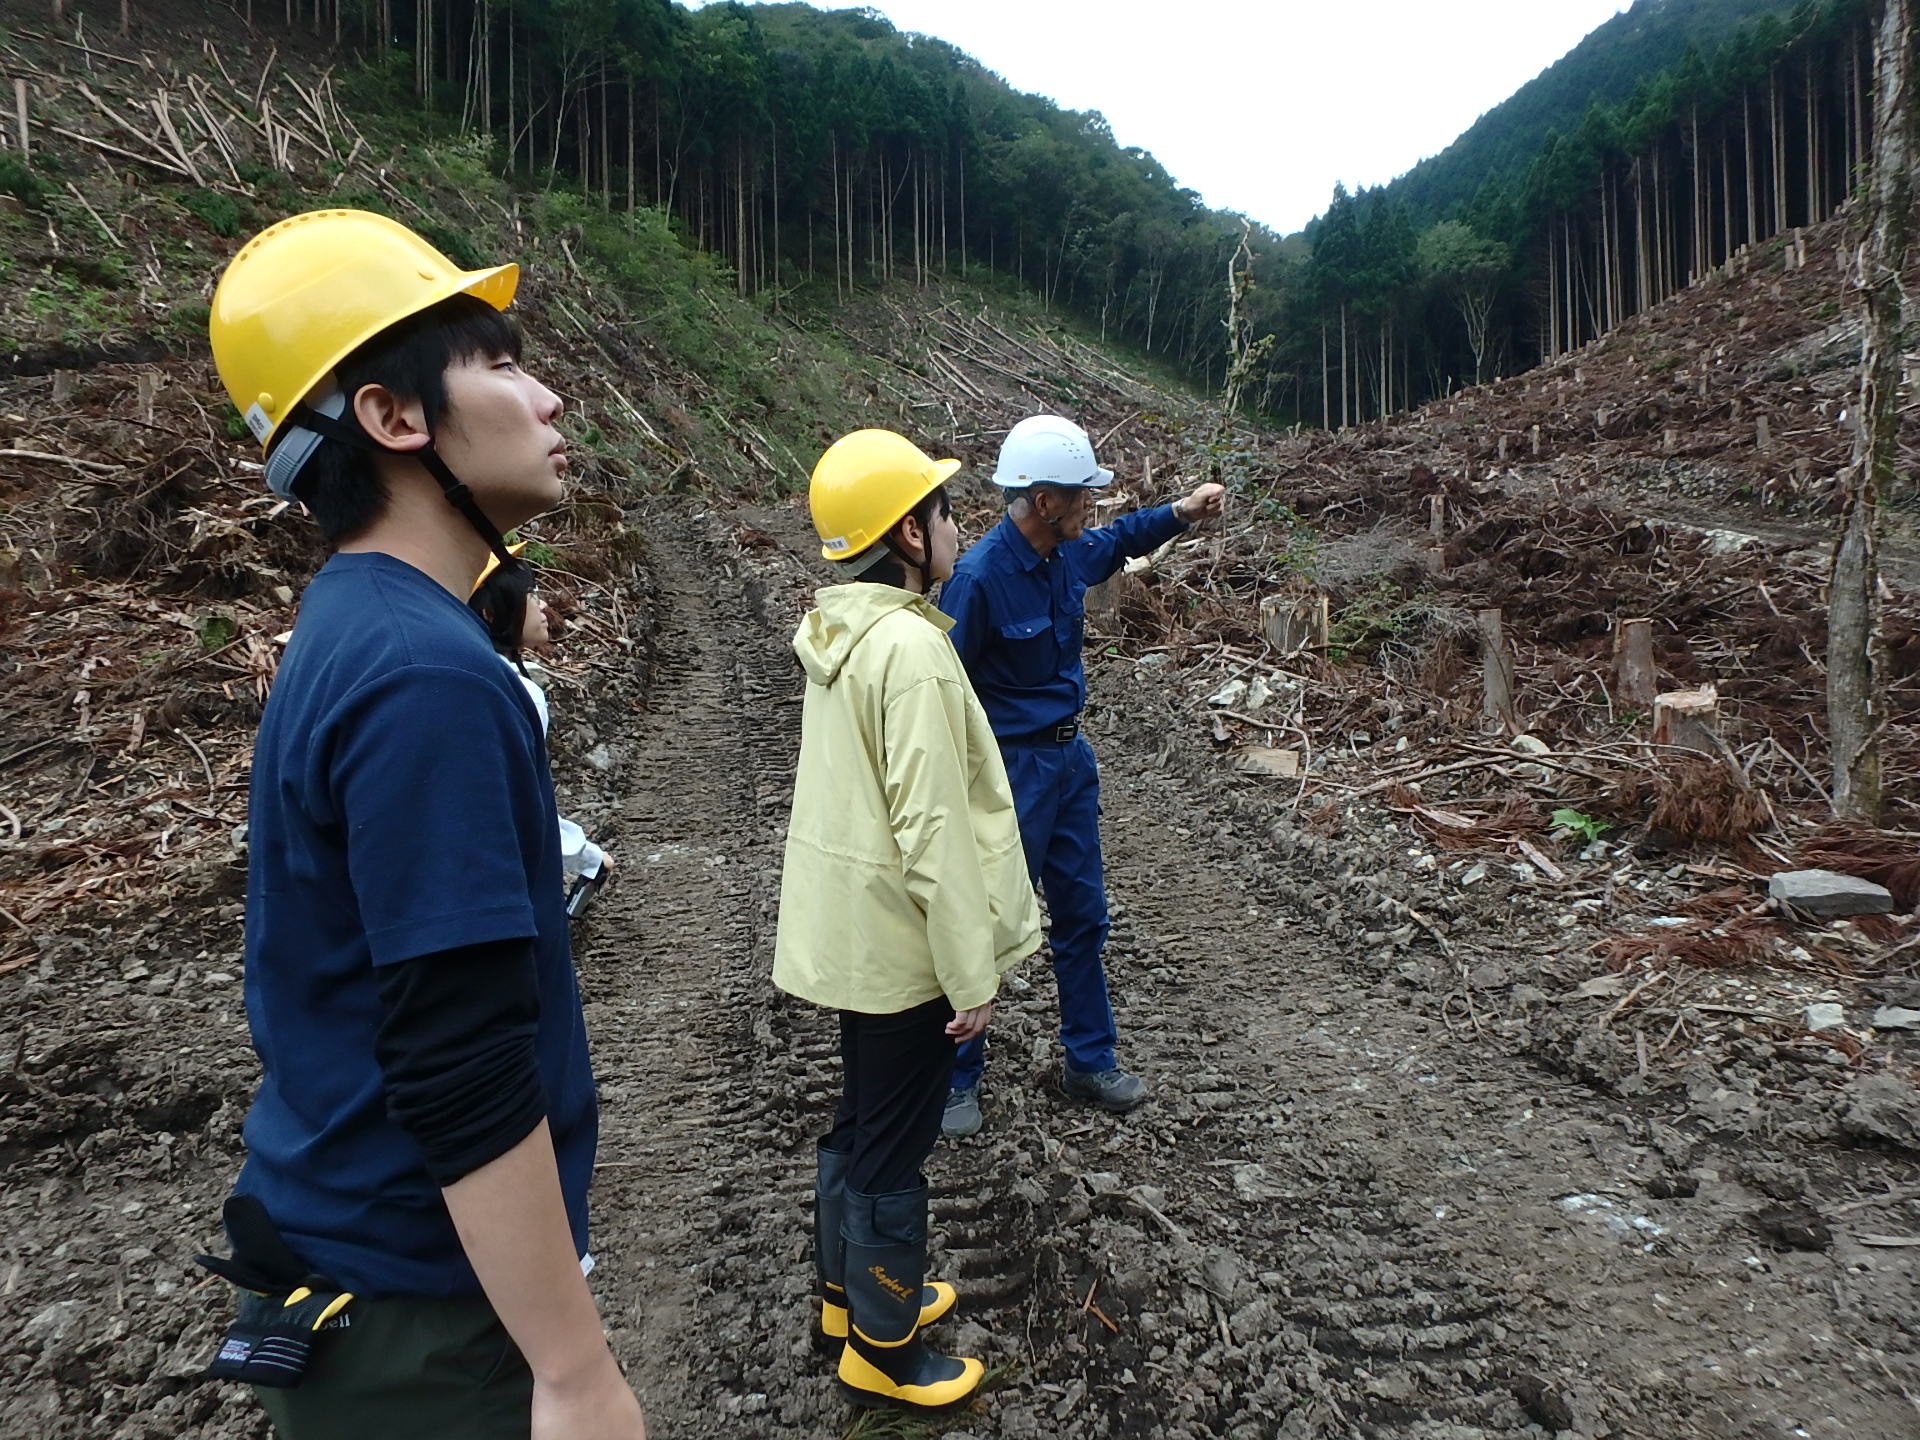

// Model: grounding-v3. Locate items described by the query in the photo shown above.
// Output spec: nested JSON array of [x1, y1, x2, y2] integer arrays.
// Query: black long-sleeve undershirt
[[373, 937, 546, 1186]]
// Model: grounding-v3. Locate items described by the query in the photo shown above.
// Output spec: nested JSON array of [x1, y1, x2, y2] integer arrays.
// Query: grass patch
[[0, 154, 52, 209], [181, 188, 249, 237], [1328, 579, 1431, 658]]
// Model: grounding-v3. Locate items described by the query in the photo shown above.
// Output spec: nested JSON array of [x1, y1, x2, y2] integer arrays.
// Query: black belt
[[1009, 718, 1079, 744]]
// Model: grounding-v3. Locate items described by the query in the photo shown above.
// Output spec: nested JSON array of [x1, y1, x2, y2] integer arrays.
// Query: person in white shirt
[[469, 545, 611, 893]]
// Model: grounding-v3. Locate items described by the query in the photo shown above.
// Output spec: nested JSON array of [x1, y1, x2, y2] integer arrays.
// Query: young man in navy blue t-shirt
[[206, 211, 647, 1439]]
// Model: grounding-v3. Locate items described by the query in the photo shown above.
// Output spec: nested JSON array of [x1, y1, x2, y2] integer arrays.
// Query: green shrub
[[418, 221, 490, 271], [182, 188, 247, 237], [0, 154, 51, 209]]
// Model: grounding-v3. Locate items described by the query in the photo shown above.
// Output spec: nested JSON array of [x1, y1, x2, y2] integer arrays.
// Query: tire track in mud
[[907, 740, 1540, 1440], [570, 507, 813, 1428]]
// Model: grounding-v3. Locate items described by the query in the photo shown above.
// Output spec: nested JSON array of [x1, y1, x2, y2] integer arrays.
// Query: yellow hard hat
[[209, 209, 518, 480], [470, 541, 530, 597], [809, 429, 960, 563]]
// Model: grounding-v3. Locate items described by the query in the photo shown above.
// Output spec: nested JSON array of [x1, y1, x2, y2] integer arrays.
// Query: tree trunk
[[1807, 47, 1820, 224], [1338, 301, 1349, 429], [1320, 319, 1329, 429], [1772, 65, 1789, 234], [1830, 0, 1914, 821], [1743, 86, 1757, 248]]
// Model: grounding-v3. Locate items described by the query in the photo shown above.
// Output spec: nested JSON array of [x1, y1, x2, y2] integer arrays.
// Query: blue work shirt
[[235, 551, 597, 1299], [941, 505, 1188, 739]]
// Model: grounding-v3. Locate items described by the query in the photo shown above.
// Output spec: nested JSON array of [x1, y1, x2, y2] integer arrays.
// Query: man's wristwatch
[[1172, 498, 1189, 524]]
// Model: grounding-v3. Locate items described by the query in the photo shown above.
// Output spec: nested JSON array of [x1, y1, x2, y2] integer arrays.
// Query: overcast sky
[[719, 0, 1635, 235]]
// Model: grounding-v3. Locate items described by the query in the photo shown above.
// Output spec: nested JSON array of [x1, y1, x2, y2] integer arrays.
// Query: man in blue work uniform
[[938, 415, 1224, 1138]]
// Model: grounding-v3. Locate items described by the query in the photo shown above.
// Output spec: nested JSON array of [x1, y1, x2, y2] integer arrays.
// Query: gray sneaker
[[1062, 1065, 1148, 1113], [942, 1087, 983, 1139]]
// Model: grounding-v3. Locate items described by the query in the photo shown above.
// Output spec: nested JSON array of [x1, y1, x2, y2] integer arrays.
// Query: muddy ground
[[5, 496, 1919, 1440]]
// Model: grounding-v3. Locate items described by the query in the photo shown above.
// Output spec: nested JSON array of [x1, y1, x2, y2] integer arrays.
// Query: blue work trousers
[[951, 733, 1114, 1090]]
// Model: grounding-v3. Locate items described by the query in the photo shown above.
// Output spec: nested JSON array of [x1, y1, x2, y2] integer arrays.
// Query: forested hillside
[[272, 0, 1279, 391], [1288, 0, 1884, 429], [1390, 0, 1798, 224], [6, 0, 1871, 439]]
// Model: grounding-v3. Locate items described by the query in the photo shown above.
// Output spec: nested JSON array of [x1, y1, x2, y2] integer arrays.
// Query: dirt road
[[582, 506, 1920, 1439], [3, 500, 1917, 1439]]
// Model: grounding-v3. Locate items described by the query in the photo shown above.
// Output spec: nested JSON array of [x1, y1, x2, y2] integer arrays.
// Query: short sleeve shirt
[[235, 552, 596, 1298]]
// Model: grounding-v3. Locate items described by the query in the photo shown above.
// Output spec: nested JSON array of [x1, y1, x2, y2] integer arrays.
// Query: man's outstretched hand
[[1177, 483, 1226, 523]]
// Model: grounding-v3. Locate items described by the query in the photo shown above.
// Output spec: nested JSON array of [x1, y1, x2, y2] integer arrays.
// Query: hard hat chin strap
[[881, 528, 932, 595], [293, 403, 519, 570]]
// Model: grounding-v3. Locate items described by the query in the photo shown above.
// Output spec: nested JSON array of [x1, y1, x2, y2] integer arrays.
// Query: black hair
[[858, 486, 952, 590], [287, 293, 524, 545], [468, 559, 536, 670]]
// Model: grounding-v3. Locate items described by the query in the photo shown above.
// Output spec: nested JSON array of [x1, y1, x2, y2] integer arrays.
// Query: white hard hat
[[992, 415, 1113, 490]]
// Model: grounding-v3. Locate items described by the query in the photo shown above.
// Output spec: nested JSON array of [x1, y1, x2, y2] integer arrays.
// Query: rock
[[1750, 1201, 1831, 1252], [1206, 678, 1247, 708], [584, 744, 615, 772], [1511, 1373, 1576, 1432], [1511, 733, 1551, 755], [23, 1301, 87, 1345], [1805, 1002, 1846, 1031], [1767, 869, 1895, 917], [1839, 1074, 1920, 1149], [1647, 1173, 1699, 1199], [1231, 1164, 1286, 1201], [1739, 1160, 1808, 1200], [1234, 746, 1299, 779], [1871, 1005, 1920, 1031]]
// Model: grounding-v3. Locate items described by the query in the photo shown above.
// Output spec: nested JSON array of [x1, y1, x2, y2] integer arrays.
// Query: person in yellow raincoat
[[773, 429, 1040, 1415]]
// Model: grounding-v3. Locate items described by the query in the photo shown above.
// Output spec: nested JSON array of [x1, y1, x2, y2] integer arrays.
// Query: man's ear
[[895, 512, 927, 564], [350, 383, 431, 453]]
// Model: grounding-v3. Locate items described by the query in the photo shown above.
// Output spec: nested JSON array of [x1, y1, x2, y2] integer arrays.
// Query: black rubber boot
[[815, 1146, 955, 1343], [837, 1183, 984, 1412]]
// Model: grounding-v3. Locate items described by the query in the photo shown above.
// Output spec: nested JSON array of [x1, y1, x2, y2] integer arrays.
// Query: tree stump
[[1653, 685, 1720, 753], [1261, 593, 1328, 656], [1613, 618, 1658, 708], [1478, 608, 1516, 730]]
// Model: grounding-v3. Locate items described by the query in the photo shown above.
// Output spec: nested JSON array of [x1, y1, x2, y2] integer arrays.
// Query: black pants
[[253, 1292, 531, 1439], [827, 996, 955, 1195]]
